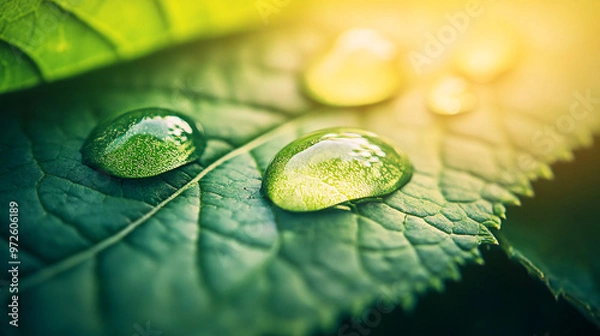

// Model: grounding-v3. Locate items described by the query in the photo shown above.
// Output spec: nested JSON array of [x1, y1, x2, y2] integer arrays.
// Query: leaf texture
[[0, 1, 599, 335]]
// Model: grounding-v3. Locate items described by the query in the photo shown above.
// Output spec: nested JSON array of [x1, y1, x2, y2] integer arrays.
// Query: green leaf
[[1, 1, 599, 335], [499, 144, 600, 327], [0, 0, 262, 94]]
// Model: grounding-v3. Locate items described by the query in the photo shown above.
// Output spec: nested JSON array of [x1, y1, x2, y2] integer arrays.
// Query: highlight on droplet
[[426, 75, 478, 116]]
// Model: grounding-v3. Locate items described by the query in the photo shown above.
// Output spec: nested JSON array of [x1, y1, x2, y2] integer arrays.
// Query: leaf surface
[[1, 1, 599, 335]]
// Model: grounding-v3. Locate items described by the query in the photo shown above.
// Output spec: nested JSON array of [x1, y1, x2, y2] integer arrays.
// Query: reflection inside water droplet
[[427, 76, 478, 116], [303, 28, 402, 106]]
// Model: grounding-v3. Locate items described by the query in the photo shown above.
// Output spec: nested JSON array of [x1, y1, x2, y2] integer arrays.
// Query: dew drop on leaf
[[262, 128, 413, 212], [303, 28, 401, 106], [427, 76, 478, 116], [81, 108, 206, 178], [454, 32, 519, 83]]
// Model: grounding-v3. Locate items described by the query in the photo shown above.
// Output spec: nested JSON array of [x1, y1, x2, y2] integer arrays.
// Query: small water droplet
[[303, 28, 401, 106], [427, 76, 477, 116], [262, 128, 413, 212], [454, 33, 518, 83], [81, 108, 206, 178]]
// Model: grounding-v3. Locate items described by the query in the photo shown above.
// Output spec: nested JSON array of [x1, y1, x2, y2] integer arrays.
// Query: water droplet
[[262, 128, 413, 212], [454, 33, 518, 83], [81, 108, 206, 178], [427, 76, 477, 116], [303, 28, 401, 106]]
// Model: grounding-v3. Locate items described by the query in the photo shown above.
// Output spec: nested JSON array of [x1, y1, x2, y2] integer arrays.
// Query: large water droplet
[[303, 28, 401, 106], [427, 76, 477, 116], [263, 128, 413, 212], [81, 108, 206, 178], [454, 33, 519, 83]]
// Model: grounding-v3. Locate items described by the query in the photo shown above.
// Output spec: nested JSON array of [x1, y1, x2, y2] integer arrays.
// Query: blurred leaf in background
[[0, 0, 262, 93], [500, 139, 600, 328]]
